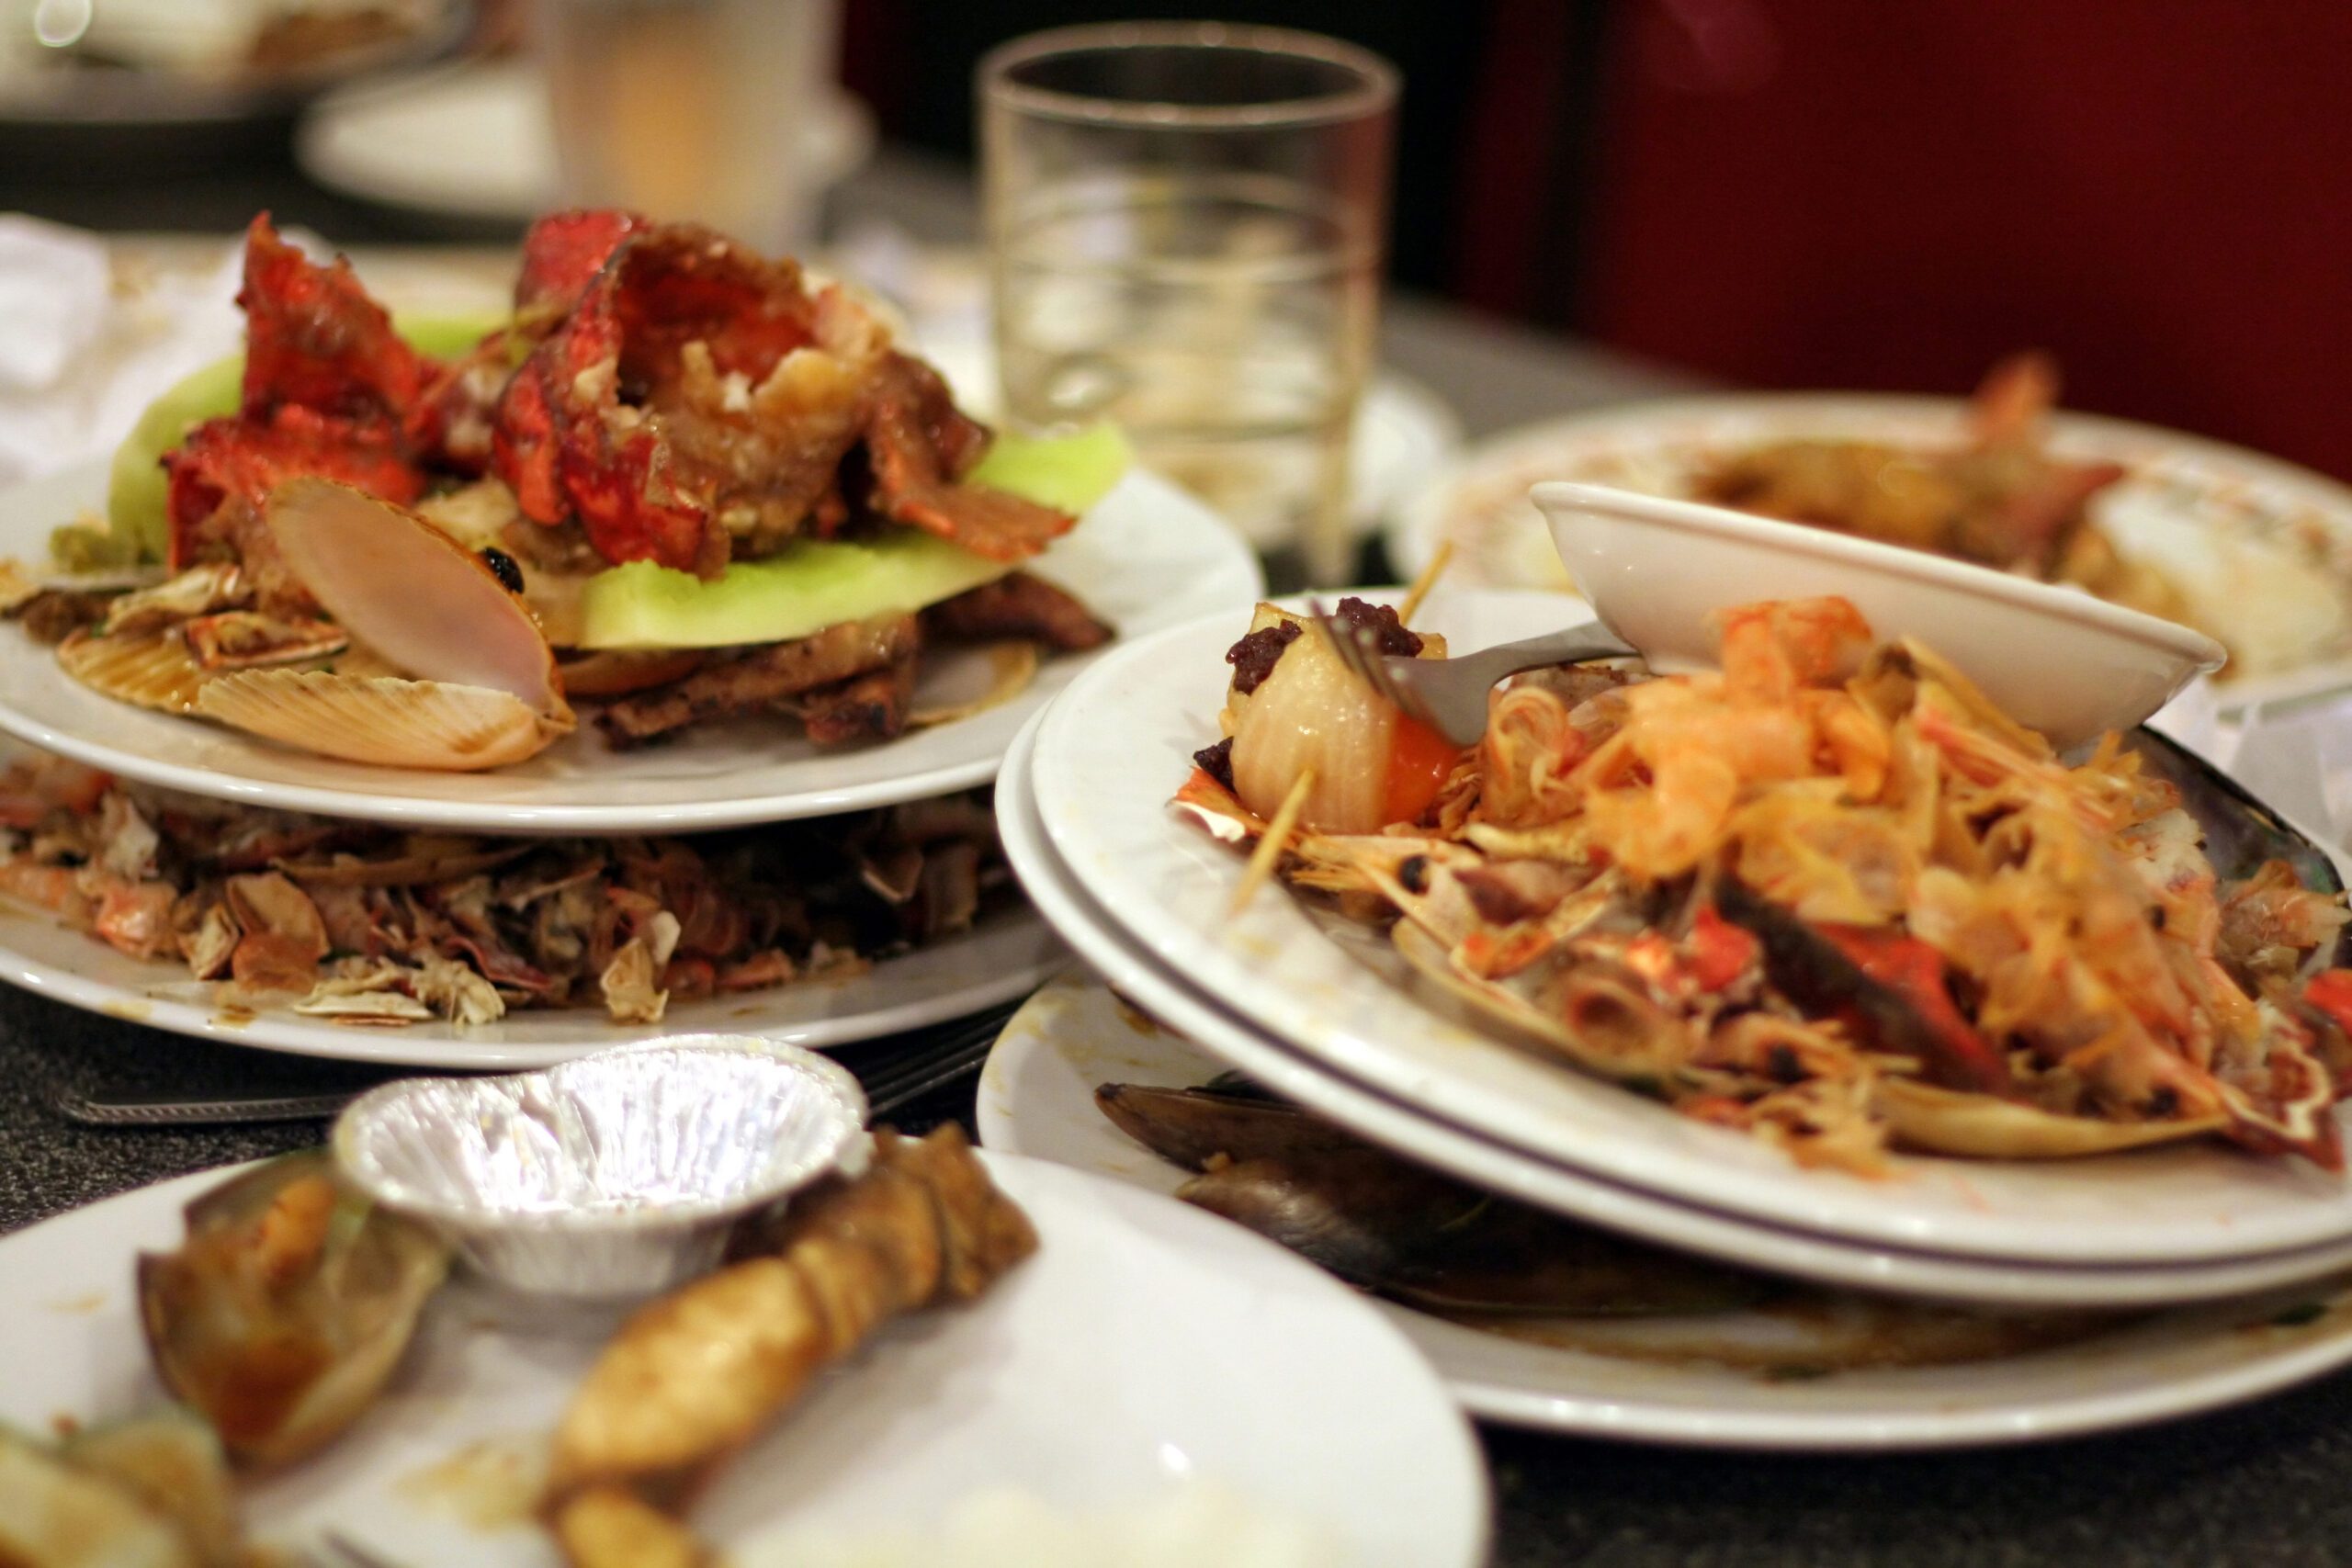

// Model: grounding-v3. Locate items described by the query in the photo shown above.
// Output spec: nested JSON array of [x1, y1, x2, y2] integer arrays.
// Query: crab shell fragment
[[193, 479, 574, 772]]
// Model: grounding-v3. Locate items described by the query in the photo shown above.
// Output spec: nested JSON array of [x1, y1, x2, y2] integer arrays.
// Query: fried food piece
[[551, 1487, 710, 1568], [922, 570, 1113, 652], [863, 355, 1076, 561], [797, 654, 917, 744], [592, 614, 919, 747], [545, 1126, 1035, 1517]]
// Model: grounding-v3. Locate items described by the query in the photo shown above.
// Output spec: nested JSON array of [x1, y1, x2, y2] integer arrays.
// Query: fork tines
[[1306, 598, 1428, 724]]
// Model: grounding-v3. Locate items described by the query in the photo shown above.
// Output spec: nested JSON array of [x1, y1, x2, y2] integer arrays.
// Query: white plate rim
[[0, 1151, 1491, 1564], [1013, 615, 2352, 1274], [0, 460, 1263, 833], [978, 966, 2352, 1450]]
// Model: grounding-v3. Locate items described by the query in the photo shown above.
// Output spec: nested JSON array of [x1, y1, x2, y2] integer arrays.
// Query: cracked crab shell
[[196, 671, 572, 771]]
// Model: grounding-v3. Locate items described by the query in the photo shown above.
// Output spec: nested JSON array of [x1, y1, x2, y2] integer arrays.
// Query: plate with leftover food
[[994, 704, 2352, 1308], [981, 974, 2352, 1447], [0, 1143, 1486, 1565], [0, 211, 1261, 832], [0, 743, 1061, 1066], [1389, 361, 2352, 704], [1026, 584, 2352, 1269]]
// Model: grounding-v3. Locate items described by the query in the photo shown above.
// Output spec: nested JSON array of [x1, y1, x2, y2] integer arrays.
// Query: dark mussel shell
[[2118, 726, 2348, 953]]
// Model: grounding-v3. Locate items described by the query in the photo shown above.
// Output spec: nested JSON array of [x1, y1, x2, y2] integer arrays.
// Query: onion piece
[[1228, 627, 1396, 832]]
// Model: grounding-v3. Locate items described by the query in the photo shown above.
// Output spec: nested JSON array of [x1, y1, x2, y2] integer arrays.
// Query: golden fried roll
[[545, 1126, 1037, 1519]]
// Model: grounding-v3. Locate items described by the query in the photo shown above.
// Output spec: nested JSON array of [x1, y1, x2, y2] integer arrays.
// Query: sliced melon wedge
[[574, 423, 1129, 651]]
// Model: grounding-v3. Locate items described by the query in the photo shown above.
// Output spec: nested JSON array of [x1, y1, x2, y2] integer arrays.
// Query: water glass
[[538, 0, 840, 252], [979, 22, 1398, 589]]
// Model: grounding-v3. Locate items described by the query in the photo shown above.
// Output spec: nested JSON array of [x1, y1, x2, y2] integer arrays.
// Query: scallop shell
[[266, 478, 566, 715], [100, 561, 245, 637], [56, 628, 214, 714], [197, 670, 574, 772]]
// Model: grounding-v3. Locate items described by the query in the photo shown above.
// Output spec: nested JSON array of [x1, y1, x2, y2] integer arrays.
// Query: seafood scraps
[[545, 1125, 1036, 1565], [0, 750, 1010, 1028], [1100, 1077, 1764, 1316], [1179, 593, 2352, 1174], [1693, 353, 2185, 626], [17, 209, 1115, 768]]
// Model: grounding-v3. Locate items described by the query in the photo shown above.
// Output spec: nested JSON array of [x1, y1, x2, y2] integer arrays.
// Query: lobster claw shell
[[191, 478, 574, 772]]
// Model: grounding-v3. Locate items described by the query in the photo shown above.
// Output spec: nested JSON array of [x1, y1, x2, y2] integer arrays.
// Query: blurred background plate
[[0, 0, 473, 174], [1389, 395, 2352, 706], [296, 56, 873, 223]]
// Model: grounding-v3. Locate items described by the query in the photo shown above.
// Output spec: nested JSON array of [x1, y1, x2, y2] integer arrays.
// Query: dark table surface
[[5, 132, 2349, 1568]]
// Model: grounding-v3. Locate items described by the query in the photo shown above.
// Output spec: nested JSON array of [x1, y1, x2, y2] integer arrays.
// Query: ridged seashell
[[266, 478, 566, 715], [197, 671, 575, 772], [100, 561, 246, 637], [56, 628, 214, 714], [183, 611, 349, 671]]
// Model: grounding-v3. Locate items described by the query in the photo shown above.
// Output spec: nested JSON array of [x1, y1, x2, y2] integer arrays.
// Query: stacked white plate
[[0, 459, 1263, 1066], [984, 582, 2352, 1446]]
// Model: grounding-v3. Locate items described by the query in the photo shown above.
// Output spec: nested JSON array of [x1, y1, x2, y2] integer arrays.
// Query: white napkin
[[0, 215, 244, 491]]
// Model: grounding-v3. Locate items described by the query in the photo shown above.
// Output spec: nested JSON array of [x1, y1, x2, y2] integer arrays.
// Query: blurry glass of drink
[[979, 23, 1398, 589], [538, 0, 840, 252]]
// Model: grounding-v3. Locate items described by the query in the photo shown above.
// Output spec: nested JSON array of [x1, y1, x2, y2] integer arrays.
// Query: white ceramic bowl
[[1532, 480, 2226, 748]]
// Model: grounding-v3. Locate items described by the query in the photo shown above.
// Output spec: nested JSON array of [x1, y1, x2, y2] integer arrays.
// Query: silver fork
[[1308, 601, 1636, 745]]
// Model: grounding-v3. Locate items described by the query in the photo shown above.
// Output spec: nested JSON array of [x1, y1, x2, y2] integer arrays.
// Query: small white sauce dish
[[332, 1035, 866, 1300], [1532, 479, 2227, 749]]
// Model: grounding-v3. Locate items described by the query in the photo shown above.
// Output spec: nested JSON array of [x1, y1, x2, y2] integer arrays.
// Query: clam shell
[[1875, 1078, 2228, 1159], [56, 628, 213, 714], [100, 561, 245, 637], [197, 669, 573, 772], [266, 477, 566, 715]]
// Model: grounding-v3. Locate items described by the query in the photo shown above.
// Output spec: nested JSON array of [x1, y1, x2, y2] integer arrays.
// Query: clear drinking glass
[[538, 0, 840, 252], [979, 23, 1398, 589]]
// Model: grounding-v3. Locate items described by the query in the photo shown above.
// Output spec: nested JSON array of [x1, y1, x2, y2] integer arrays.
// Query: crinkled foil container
[[333, 1035, 867, 1300]]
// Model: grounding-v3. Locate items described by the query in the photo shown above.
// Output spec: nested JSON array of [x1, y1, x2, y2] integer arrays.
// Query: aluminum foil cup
[[332, 1035, 867, 1300]]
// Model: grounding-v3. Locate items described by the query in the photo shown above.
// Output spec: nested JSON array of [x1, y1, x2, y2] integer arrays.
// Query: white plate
[[0, 885, 1063, 1068], [1388, 395, 2352, 705], [917, 323, 1464, 537], [994, 705, 2352, 1308], [980, 973, 2352, 1449], [296, 60, 875, 223], [1025, 587, 2352, 1269], [0, 1153, 1487, 1565], [0, 460, 1263, 833]]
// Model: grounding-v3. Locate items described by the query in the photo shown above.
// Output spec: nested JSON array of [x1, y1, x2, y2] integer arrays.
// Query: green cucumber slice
[[575, 423, 1128, 650]]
